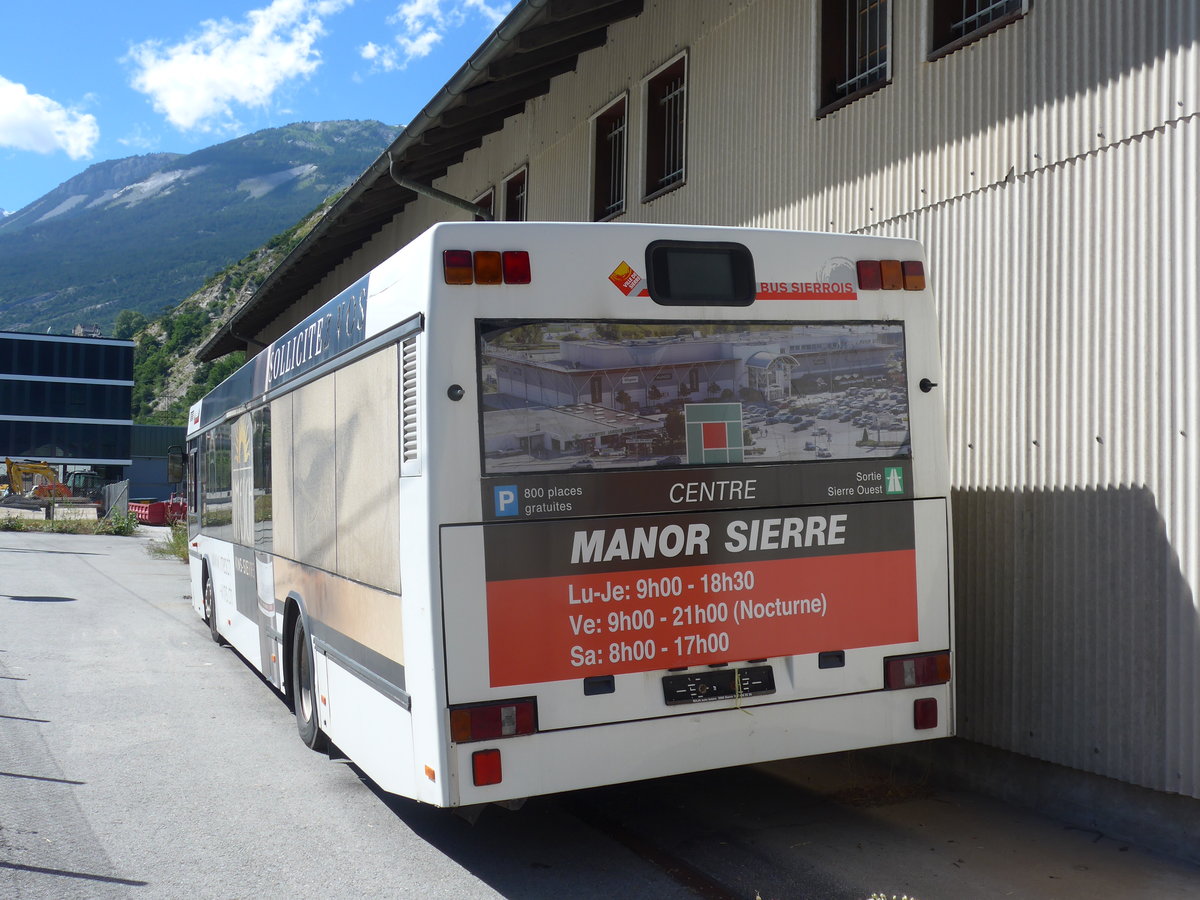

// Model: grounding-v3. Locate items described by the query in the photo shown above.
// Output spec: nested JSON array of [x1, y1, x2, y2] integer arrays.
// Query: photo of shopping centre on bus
[[481, 322, 909, 473]]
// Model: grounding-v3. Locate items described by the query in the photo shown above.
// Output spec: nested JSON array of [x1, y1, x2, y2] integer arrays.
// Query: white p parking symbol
[[494, 486, 519, 517]]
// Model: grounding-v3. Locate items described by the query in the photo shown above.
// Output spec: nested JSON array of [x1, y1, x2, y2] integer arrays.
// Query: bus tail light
[[443, 250, 473, 284], [901, 260, 926, 291], [879, 259, 904, 290], [472, 749, 503, 786], [473, 251, 503, 284], [856, 259, 926, 292], [442, 249, 532, 285], [913, 698, 939, 730], [502, 250, 532, 284], [450, 699, 537, 742], [884, 651, 951, 689]]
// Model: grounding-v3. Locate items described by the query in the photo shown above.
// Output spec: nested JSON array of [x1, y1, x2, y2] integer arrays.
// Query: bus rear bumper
[[449, 683, 952, 806]]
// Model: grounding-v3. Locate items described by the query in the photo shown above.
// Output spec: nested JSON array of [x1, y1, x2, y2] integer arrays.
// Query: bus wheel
[[204, 577, 225, 646], [291, 621, 326, 751]]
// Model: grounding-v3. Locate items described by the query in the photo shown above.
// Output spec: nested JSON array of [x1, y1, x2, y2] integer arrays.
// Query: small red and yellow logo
[[608, 261, 644, 296]]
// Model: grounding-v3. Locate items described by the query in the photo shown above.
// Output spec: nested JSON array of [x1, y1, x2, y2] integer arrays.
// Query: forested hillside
[[129, 197, 338, 425]]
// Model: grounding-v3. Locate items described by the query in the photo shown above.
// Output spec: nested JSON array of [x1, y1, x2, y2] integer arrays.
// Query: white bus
[[186, 222, 953, 808]]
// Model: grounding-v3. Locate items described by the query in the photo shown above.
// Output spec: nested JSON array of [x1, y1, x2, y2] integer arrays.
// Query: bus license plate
[[662, 666, 775, 705]]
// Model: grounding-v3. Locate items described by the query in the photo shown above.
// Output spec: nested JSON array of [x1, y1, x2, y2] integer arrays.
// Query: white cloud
[[117, 124, 159, 151], [363, 0, 510, 72], [126, 0, 353, 133], [0, 77, 99, 159], [462, 0, 510, 27]]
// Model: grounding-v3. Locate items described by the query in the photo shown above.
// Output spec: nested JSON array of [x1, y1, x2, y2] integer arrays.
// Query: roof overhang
[[200, 0, 645, 361]]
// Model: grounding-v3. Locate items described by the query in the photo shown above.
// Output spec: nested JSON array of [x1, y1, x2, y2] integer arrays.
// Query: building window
[[252, 405, 272, 552], [592, 95, 627, 221], [930, 0, 1027, 59], [818, 0, 891, 116], [644, 53, 687, 200], [502, 168, 527, 221], [474, 188, 494, 222]]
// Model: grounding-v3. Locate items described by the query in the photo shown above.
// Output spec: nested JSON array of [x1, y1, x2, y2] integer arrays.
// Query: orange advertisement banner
[[486, 549, 917, 687]]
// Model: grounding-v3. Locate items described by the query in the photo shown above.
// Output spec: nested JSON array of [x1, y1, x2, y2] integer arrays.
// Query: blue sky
[[0, 0, 512, 213]]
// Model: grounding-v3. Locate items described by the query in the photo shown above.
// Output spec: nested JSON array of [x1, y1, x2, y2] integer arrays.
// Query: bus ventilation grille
[[401, 337, 419, 462]]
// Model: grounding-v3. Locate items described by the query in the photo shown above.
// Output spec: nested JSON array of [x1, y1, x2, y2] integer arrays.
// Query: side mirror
[[167, 446, 185, 484]]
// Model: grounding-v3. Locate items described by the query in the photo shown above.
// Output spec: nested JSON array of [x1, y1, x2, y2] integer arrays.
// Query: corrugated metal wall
[[282, 0, 1200, 797], [872, 117, 1200, 798]]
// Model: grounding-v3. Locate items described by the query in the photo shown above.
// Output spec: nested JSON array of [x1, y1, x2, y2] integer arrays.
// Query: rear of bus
[[429, 222, 952, 806]]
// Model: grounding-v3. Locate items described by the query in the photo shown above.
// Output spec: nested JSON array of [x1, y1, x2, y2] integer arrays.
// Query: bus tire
[[291, 621, 326, 751], [203, 576, 225, 646]]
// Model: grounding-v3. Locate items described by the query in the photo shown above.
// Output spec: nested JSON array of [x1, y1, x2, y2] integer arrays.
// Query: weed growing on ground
[[148, 522, 189, 562], [0, 511, 141, 536], [95, 511, 140, 536], [48, 519, 90, 534]]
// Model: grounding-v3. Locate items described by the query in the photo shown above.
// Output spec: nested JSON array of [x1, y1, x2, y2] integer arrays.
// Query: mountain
[[130, 198, 340, 425], [0, 120, 397, 335], [1, 153, 183, 234]]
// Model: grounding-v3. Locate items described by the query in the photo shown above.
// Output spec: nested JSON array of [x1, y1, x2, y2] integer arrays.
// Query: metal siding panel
[[869, 116, 1200, 797]]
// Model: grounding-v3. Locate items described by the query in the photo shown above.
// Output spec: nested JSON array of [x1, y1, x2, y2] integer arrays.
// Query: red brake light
[[503, 251, 531, 284], [443, 250, 473, 284], [913, 698, 939, 730], [856, 260, 882, 291], [884, 651, 951, 689], [472, 749, 502, 786], [449, 699, 537, 742]]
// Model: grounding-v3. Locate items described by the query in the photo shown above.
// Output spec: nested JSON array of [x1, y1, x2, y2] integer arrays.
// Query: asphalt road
[[2, 528, 1199, 899]]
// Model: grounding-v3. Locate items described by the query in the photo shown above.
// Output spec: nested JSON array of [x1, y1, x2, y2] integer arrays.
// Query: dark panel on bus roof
[[200, 0, 645, 363], [197, 356, 263, 431]]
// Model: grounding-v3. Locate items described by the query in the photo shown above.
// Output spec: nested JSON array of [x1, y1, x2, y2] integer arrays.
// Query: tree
[[113, 309, 148, 340], [664, 409, 685, 440]]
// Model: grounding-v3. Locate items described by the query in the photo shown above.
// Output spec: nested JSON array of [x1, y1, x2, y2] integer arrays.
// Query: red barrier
[[129, 501, 167, 525], [130, 497, 187, 525]]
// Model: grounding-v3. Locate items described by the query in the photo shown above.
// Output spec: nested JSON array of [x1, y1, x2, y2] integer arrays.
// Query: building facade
[[0, 331, 134, 475], [203, 1, 1200, 802]]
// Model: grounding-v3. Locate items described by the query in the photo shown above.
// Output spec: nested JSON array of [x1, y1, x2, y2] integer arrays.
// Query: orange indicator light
[[879, 260, 904, 290], [474, 251, 503, 284]]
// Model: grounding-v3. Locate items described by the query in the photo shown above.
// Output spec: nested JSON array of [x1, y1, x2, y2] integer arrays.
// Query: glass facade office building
[[0, 332, 134, 468]]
